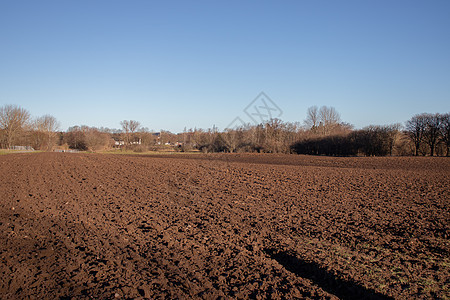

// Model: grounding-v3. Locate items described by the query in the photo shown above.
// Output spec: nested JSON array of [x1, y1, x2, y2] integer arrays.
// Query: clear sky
[[1, 0, 449, 132]]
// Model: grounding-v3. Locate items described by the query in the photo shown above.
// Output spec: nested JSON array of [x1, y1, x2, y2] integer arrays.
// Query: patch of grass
[[0, 149, 41, 155]]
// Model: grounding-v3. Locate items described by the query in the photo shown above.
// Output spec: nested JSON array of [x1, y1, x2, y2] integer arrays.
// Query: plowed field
[[0, 153, 448, 299]]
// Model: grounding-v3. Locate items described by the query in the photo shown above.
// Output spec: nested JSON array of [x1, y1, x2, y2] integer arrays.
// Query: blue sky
[[1, 0, 449, 132]]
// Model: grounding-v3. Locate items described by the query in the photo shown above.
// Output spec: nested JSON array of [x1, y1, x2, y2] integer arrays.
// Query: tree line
[[0, 104, 449, 156], [292, 111, 449, 156], [0, 104, 59, 151]]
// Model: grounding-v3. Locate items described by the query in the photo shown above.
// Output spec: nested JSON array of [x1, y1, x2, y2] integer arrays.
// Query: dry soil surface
[[0, 153, 449, 299]]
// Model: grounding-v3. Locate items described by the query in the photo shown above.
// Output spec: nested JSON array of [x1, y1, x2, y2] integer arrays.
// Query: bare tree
[[120, 120, 129, 145], [405, 114, 427, 156], [120, 120, 141, 145], [264, 118, 289, 153], [0, 104, 31, 148], [222, 128, 242, 153], [85, 127, 113, 151], [120, 120, 130, 135], [318, 106, 341, 135], [305, 106, 319, 131], [440, 113, 450, 156], [34, 115, 60, 150], [423, 113, 442, 156], [65, 126, 87, 150], [128, 120, 140, 133], [386, 123, 402, 156]]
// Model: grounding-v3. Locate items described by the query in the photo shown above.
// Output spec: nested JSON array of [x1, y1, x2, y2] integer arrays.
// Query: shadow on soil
[[264, 248, 393, 300]]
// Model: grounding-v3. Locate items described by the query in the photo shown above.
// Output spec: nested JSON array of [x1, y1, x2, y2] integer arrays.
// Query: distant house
[[10, 146, 34, 151], [130, 139, 142, 145], [113, 138, 141, 147]]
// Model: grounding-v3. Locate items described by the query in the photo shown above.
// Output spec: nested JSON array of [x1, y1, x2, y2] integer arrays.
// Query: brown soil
[[0, 153, 448, 299]]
